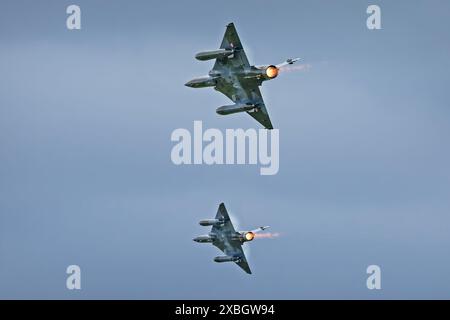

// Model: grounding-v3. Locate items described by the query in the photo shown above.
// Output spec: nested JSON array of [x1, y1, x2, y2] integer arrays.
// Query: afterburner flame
[[245, 232, 255, 241], [278, 63, 311, 73], [265, 66, 279, 78], [254, 232, 280, 239]]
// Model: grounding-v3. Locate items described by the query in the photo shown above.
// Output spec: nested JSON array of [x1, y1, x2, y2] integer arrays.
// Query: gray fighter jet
[[185, 22, 299, 129], [193, 203, 269, 274]]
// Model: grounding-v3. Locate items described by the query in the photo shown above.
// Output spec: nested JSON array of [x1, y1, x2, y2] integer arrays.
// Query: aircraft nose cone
[[185, 80, 194, 87]]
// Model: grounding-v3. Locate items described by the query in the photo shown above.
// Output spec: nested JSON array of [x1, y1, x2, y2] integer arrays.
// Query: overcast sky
[[1, 0, 449, 299]]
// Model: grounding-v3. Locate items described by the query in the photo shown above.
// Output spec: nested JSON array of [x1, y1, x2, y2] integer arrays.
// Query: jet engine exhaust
[[254, 232, 280, 239], [244, 232, 255, 241], [265, 65, 279, 79]]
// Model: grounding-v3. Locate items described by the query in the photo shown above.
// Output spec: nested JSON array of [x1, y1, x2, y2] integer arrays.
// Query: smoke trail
[[254, 232, 280, 239], [279, 63, 312, 73]]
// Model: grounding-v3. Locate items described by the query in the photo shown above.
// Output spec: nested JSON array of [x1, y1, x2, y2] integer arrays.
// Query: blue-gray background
[[1, 0, 449, 299]]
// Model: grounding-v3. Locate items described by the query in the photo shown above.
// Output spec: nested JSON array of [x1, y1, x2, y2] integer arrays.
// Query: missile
[[195, 49, 234, 61], [214, 256, 241, 263], [193, 235, 215, 243], [216, 103, 258, 115], [199, 219, 224, 226]]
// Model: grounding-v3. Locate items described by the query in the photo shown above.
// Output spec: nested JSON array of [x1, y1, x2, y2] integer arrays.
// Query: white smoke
[[279, 63, 312, 73]]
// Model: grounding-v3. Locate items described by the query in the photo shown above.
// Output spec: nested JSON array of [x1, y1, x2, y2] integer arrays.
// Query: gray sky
[[1, 0, 449, 299]]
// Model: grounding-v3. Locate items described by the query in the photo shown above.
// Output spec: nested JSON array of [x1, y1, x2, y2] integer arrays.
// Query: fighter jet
[[193, 203, 269, 274], [185, 22, 300, 129]]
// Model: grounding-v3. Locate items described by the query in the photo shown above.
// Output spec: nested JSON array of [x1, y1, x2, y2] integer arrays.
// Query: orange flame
[[265, 66, 279, 78], [245, 232, 255, 241]]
